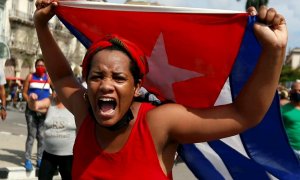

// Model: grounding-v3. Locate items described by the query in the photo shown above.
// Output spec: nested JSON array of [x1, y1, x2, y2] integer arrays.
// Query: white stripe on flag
[[195, 142, 233, 179], [59, 1, 243, 14], [193, 78, 235, 179]]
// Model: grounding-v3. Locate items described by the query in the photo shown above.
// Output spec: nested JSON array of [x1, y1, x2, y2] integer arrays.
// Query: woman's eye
[[114, 76, 126, 82], [89, 75, 102, 81]]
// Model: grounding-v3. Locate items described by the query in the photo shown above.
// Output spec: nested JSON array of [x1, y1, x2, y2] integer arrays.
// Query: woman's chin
[[96, 119, 119, 129], [94, 109, 119, 126]]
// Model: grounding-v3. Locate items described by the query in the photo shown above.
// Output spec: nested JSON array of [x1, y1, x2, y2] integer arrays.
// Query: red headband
[[81, 34, 148, 83]]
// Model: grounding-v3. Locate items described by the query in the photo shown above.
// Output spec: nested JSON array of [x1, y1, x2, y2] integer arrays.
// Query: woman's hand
[[34, 0, 58, 27], [247, 6, 288, 52], [29, 93, 38, 101], [28, 93, 38, 111]]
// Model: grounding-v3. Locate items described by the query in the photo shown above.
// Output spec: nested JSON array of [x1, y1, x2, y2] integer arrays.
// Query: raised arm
[[149, 6, 287, 144], [22, 74, 31, 103], [33, 0, 88, 127]]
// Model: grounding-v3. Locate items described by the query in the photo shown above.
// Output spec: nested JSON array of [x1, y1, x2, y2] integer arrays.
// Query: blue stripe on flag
[[230, 15, 300, 179], [178, 144, 224, 180], [57, 16, 92, 48], [208, 140, 269, 180]]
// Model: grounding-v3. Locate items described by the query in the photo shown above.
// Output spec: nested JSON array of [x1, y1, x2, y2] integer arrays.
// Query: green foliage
[[280, 65, 300, 83], [245, 0, 269, 10]]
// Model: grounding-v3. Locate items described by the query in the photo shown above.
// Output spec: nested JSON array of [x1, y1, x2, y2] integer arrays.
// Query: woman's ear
[[133, 80, 142, 97]]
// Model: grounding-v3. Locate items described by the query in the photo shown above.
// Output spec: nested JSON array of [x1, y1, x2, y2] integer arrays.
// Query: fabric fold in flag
[[55, 1, 300, 179]]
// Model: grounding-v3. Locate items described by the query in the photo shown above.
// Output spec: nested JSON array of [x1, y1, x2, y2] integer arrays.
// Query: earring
[[134, 87, 140, 96], [83, 91, 88, 101]]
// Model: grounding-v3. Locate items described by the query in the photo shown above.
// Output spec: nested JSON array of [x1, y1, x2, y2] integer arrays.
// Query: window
[[12, 0, 19, 11], [0, 42, 10, 59], [0, 8, 3, 35], [28, 0, 34, 15], [0, 1, 4, 37]]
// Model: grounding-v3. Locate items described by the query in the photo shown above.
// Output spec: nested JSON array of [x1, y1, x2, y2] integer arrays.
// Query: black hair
[[35, 58, 44, 66], [291, 82, 300, 90]]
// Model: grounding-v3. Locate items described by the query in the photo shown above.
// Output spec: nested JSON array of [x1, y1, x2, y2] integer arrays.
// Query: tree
[[279, 65, 300, 83], [237, 0, 269, 10]]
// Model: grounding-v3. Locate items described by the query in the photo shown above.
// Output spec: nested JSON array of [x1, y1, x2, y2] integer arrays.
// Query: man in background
[[281, 81, 300, 161]]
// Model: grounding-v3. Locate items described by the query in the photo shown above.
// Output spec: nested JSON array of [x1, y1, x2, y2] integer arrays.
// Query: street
[[0, 107, 36, 169], [0, 107, 27, 136], [0, 108, 196, 179]]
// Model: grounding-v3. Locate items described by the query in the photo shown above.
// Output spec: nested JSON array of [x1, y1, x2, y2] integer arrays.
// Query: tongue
[[100, 103, 114, 112]]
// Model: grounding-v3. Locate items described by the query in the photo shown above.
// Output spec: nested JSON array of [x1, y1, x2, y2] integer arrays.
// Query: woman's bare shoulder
[[146, 103, 186, 123]]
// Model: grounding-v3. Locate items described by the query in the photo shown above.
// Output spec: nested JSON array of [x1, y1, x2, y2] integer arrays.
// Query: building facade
[[1, 0, 86, 81], [1, 0, 158, 82], [286, 48, 300, 70]]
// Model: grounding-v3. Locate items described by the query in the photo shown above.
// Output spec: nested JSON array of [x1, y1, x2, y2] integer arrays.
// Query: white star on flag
[[144, 33, 203, 102]]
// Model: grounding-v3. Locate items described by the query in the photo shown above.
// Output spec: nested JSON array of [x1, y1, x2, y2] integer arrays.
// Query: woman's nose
[[99, 79, 114, 93]]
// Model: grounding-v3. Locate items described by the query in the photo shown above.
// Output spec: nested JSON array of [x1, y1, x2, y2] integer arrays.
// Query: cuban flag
[[55, 1, 300, 179]]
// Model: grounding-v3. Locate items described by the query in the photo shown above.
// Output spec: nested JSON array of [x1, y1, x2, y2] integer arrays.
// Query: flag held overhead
[[55, 1, 248, 108]]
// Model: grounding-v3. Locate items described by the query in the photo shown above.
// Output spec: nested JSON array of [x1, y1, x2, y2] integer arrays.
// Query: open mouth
[[97, 98, 117, 114]]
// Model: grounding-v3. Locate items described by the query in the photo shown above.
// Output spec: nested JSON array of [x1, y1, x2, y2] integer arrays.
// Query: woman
[[34, 1, 287, 179], [28, 91, 75, 180], [22, 58, 51, 171]]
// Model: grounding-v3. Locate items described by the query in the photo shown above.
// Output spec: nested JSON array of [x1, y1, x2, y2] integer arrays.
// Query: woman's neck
[[35, 73, 45, 78]]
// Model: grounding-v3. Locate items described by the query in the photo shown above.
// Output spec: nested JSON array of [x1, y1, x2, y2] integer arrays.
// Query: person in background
[[0, 63, 7, 120], [28, 90, 76, 180], [10, 81, 20, 107], [22, 58, 51, 171], [279, 89, 290, 106], [281, 81, 300, 161]]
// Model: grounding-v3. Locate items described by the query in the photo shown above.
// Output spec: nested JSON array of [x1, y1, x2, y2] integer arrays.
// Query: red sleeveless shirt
[[72, 103, 173, 180]]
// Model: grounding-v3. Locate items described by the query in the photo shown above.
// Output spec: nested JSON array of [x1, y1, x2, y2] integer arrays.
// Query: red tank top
[[72, 103, 173, 180]]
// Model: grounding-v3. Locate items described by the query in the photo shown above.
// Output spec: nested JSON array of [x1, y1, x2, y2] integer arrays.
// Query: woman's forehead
[[91, 50, 131, 66]]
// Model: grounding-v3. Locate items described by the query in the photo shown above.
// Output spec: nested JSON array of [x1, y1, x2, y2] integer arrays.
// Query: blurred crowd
[[6, 80, 24, 109], [277, 80, 300, 106], [278, 80, 300, 161]]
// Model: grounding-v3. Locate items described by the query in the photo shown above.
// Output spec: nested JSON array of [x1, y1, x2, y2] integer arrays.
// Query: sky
[[108, 0, 300, 50]]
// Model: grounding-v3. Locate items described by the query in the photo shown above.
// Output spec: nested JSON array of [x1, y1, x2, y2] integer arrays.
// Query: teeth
[[99, 98, 115, 101], [98, 97, 117, 112]]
